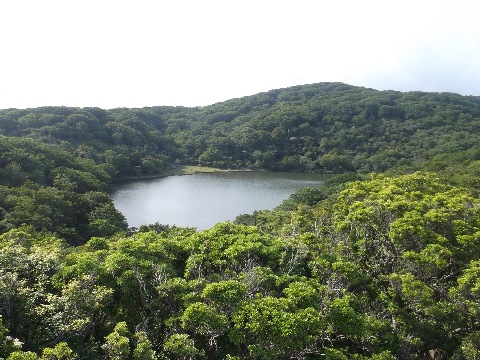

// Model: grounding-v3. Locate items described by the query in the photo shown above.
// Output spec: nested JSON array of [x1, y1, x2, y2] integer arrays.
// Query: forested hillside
[[1, 83, 480, 359], [2, 83, 480, 176]]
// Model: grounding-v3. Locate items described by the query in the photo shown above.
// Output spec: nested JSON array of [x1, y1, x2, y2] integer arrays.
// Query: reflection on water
[[111, 171, 326, 230]]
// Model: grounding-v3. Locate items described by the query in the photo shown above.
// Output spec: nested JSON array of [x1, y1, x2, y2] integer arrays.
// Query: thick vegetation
[[1, 83, 480, 176], [1, 83, 480, 358]]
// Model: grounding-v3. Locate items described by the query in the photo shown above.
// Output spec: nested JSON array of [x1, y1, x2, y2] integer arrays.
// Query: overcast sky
[[1, 0, 479, 109]]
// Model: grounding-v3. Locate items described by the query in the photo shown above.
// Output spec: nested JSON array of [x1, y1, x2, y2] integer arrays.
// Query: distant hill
[[2, 83, 480, 359], [1, 82, 479, 179]]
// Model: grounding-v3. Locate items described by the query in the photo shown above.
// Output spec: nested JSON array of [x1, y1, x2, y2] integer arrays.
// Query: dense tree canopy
[[1, 173, 480, 358], [1, 83, 480, 177], [1, 83, 480, 358]]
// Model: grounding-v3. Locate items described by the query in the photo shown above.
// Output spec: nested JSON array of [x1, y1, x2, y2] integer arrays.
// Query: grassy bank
[[162, 165, 230, 176], [113, 165, 249, 183]]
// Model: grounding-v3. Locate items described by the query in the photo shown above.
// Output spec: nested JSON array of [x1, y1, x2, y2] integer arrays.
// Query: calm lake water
[[111, 171, 326, 230]]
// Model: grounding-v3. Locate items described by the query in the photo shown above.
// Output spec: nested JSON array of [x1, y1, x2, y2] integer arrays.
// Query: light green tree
[[102, 322, 130, 360]]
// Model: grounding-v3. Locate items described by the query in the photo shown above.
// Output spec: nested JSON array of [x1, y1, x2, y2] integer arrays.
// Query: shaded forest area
[[1, 83, 480, 359]]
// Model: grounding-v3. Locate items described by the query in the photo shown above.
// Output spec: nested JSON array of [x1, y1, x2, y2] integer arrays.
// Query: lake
[[110, 171, 326, 230]]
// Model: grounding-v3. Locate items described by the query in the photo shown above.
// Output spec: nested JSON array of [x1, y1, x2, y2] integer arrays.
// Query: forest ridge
[[1, 83, 480, 358], [2, 82, 480, 176]]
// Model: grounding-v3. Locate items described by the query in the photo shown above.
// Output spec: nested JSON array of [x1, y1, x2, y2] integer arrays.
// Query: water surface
[[111, 171, 326, 230]]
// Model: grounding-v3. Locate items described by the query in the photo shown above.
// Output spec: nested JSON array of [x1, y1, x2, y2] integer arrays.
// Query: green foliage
[[7, 352, 40, 360], [457, 331, 480, 359], [163, 334, 204, 359], [102, 322, 130, 360], [275, 186, 325, 211], [37, 274, 114, 345], [1, 171, 480, 358], [0, 317, 24, 358], [2, 84, 480, 358], [132, 331, 156, 360], [231, 296, 326, 358], [41, 342, 77, 360], [2, 83, 480, 178], [0, 137, 127, 243], [181, 302, 229, 345], [201, 280, 247, 313]]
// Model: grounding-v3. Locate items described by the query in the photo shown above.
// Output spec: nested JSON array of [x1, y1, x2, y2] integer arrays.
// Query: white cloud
[[0, 0, 478, 109]]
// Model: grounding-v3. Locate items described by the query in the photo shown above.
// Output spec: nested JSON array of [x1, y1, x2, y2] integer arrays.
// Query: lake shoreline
[[112, 165, 252, 184], [111, 170, 327, 230]]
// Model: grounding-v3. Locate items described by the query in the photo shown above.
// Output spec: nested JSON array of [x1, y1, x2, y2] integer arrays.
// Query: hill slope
[[1, 82, 480, 177], [2, 83, 480, 358]]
